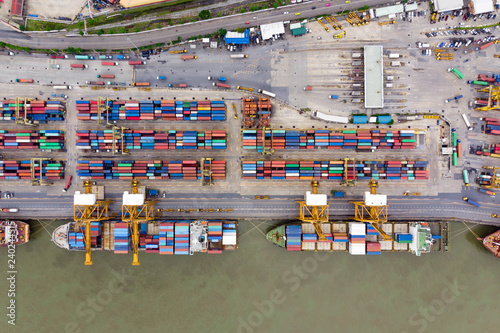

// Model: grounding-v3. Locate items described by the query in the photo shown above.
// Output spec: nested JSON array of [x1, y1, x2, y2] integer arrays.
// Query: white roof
[[122, 191, 145, 206], [364, 45, 384, 109], [374, 4, 404, 17], [260, 22, 285, 40], [405, 3, 418, 11], [202, 38, 210, 43], [349, 242, 366, 255], [222, 235, 237, 245], [433, 0, 464, 12], [313, 111, 349, 123], [471, 0, 494, 14], [290, 22, 302, 30], [305, 191, 328, 206], [225, 31, 246, 39], [364, 192, 387, 206], [349, 222, 366, 236], [74, 191, 96, 205]]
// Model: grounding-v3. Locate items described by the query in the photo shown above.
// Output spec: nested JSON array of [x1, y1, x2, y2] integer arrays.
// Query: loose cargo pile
[[242, 129, 417, 151], [75, 130, 226, 151], [0, 160, 64, 180], [0, 130, 65, 150], [76, 100, 225, 121], [484, 118, 500, 135], [76, 160, 226, 180], [1, 100, 65, 122], [242, 160, 429, 180]]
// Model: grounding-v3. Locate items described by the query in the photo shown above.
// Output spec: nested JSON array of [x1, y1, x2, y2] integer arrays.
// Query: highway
[[0, 0, 393, 49]]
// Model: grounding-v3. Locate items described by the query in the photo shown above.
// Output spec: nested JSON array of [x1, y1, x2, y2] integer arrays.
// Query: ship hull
[[0, 221, 30, 246], [483, 230, 500, 258]]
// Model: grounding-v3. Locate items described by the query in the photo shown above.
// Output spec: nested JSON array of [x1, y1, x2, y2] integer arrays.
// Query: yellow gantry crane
[[350, 179, 391, 240], [261, 127, 275, 156], [30, 158, 53, 186], [200, 157, 213, 186], [475, 85, 500, 111], [341, 158, 356, 187], [15, 97, 36, 126], [112, 125, 129, 155], [296, 180, 330, 241], [318, 19, 330, 32], [73, 178, 112, 265], [480, 166, 500, 188], [122, 178, 156, 266]]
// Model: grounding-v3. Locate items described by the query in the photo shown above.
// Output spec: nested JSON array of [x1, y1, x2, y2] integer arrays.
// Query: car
[[283, 11, 289, 14], [295, 12, 301, 16], [325, 3, 331, 7], [311, 6, 316, 9], [245, 21, 250, 24], [345, 0, 350, 3], [253, 17, 258, 19]]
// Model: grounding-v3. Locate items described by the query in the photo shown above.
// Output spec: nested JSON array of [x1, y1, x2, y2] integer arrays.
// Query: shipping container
[[15, 79, 34, 83], [128, 61, 145, 65], [70, 64, 88, 69], [0, 130, 65, 150], [97, 74, 115, 79], [0, 159, 65, 180], [102, 62, 119, 66], [213, 82, 230, 89], [0, 100, 65, 122], [180, 55, 197, 60]]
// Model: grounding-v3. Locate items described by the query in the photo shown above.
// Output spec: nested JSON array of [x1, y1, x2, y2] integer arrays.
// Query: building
[[374, 4, 404, 18], [364, 45, 384, 109], [468, 0, 494, 14], [290, 23, 306, 36], [432, 0, 464, 13], [260, 22, 285, 40], [224, 30, 250, 45], [11, 0, 24, 17]]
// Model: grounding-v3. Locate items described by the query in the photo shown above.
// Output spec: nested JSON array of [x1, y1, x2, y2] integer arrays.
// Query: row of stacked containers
[[75, 100, 226, 121], [0, 130, 65, 150], [114, 223, 130, 254], [0, 160, 64, 180], [484, 117, 500, 135], [242, 129, 417, 151], [475, 144, 500, 157], [69, 222, 101, 250], [76, 160, 226, 180], [75, 130, 226, 151], [241, 160, 429, 180], [1, 100, 65, 122]]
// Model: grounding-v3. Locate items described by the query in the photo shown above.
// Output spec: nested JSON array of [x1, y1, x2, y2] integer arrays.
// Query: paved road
[[1, 0, 392, 49]]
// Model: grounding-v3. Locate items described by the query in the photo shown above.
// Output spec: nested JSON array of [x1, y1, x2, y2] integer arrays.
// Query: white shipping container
[[352, 52, 362, 58], [391, 61, 401, 67], [349, 242, 366, 255], [386, 83, 393, 88], [386, 76, 394, 81], [389, 53, 400, 59], [349, 222, 366, 235]]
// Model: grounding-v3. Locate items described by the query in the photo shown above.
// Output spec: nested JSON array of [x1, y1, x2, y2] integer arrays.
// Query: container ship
[[52, 220, 237, 255], [266, 221, 449, 255], [0, 221, 30, 246], [482, 229, 500, 258], [1, 99, 65, 123]]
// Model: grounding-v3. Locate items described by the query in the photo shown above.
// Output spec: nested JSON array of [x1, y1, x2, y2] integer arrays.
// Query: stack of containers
[[141, 234, 160, 253], [285, 225, 302, 251], [75, 130, 226, 151], [366, 242, 382, 255], [0, 130, 65, 150], [333, 232, 348, 242], [76, 100, 226, 121], [241, 129, 417, 151], [174, 222, 190, 255], [348, 222, 366, 255], [222, 222, 237, 250], [113, 223, 130, 254], [475, 143, 500, 157], [302, 233, 317, 251], [1, 100, 65, 122], [85, 222, 102, 248], [76, 160, 225, 180], [208, 221, 223, 253], [365, 223, 379, 236], [477, 173, 494, 186], [68, 232, 85, 249], [159, 222, 175, 254], [0, 160, 64, 180], [395, 233, 413, 244], [485, 118, 500, 135]]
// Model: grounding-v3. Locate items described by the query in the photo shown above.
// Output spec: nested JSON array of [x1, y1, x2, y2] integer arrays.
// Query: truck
[[75, 55, 94, 60], [132, 82, 150, 86], [51, 93, 68, 99], [386, 76, 394, 81], [462, 114, 472, 130], [331, 191, 345, 198], [213, 82, 230, 89], [99, 55, 113, 59], [107, 82, 126, 86], [157, 76, 166, 80], [97, 74, 115, 79], [448, 68, 464, 79], [389, 53, 400, 59], [329, 95, 339, 99], [147, 189, 159, 197], [390, 61, 401, 67], [15, 79, 34, 83], [86, 81, 105, 85], [102, 62, 119, 66], [462, 169, 469, 186], [351, 91, 363, 96], [237, 86, 254, 91], [170, 49, 187, 54], [230, 54, 249, 59], [50, 64, 60, 69], [303, 86, 313, 91], [63, 176, 73, 192], [478, 188, 496, 196], [70, 64, 88, 69], [444, 95, 463, 103], [463, 197, 481, 207], [181, 55, 197, 60], [476, 41, 494, 51], [258, 90, 276, 98], [128, 61, 146, 65], [53, 85, 72, 90], [168, 83, 187, 88], [116, 55, 130, 60], [351, 99, 363, 103], [1, 208, 19, 213], [208, 76, 226, 82], [467, 80, 488, 86]]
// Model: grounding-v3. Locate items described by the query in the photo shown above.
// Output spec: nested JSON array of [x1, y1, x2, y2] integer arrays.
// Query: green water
[[1, 220, 500, 333]]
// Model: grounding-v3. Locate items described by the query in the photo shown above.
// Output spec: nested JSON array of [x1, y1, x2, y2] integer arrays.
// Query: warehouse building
[[260, 22, 285, 40], [224, 30, 250, 45], [468, 0, 494, 14], [364, 45, 384, 109], [290, 23, 307, 37], [432, 0, 464, 12]]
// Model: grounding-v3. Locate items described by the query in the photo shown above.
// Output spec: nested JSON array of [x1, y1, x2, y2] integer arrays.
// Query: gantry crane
[[341, 158, 356, 187], [475, 85, 500, 111], [112, 125, 129, 155], [96, 97, 114, 125], [15, 97, 36, 126], [350, 179, 391, 240], [318, 19, 330, 32], [73, 178, 112, 265], [30, 158, 53, 186], [480, 166, 500, 188], [200, 158, 213, 186], [122, 178, 156, 265], [261, 127, 274, 156], [296, 180, 329, 241]]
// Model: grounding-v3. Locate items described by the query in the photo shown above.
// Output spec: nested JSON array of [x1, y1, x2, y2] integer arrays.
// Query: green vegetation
[[240, 8, 246, 13], [357, 5, 369, 11], [199, 10, 211, 20], [236, 27, 246, 33]]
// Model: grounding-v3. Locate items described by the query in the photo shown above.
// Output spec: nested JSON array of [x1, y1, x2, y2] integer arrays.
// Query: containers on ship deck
[[114, 222, 130, 254], [285, 225, 302, 251], [242, 129, 417, 152], [76, 160, 226, 181], [241, 160, 429, 181], [1, 100, 65, 123], [76, 100, 225, 121], [0, 130, 65, 150], [0, 159, 64, 180], [75, 130, 226, 151]]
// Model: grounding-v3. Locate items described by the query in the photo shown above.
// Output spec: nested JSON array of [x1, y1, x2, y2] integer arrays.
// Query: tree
[[240, 8, 246, 13], [218, 28, 227, 37], [236, 27, 245, 33], [199, 10, 211, 20], [19, 25, 26, 31], [79, 30, 84, 36], [97, 29, 104, 36]]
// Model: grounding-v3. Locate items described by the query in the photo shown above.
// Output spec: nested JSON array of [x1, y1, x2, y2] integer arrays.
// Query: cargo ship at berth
[[0, 221, 30, 246], [482, 229, 500, 258], [52, 220, 237, 255], [266, 221, 449, 256]]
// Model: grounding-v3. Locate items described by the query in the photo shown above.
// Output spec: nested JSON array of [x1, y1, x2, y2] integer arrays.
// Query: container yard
[[0, 159, 64, 180], [1, 99, 65, 123], [0, 130, 65, 151]]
